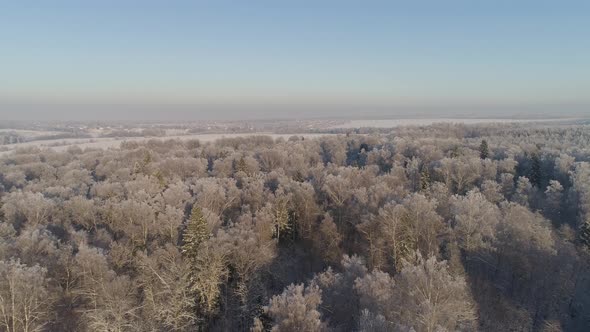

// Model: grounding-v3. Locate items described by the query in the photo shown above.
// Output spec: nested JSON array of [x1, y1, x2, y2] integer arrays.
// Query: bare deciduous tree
[[0, 260, 54, 332]]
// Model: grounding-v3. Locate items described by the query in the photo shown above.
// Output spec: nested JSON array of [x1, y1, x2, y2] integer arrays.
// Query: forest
[[1, 122, 590, 332]]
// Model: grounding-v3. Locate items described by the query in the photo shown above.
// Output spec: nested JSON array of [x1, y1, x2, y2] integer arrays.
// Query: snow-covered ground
[[329, 118, 579, 129], [0, 129, 70, 137], [0, 132, 332, 157], [1, 117, 584, 157]]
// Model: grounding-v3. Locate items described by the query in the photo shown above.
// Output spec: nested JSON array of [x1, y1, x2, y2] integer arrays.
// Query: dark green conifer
[[580, 218, 590, 250], [530, 153, 542, 187], [479, 140, 489, 159]]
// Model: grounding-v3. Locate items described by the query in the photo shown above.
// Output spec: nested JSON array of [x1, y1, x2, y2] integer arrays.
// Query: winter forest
[[2, 122, 590, 332]]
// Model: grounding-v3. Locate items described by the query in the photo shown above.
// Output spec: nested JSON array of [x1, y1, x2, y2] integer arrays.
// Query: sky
[[0, 0, 589, 121]]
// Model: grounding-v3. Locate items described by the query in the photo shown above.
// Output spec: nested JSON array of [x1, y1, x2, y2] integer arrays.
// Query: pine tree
[[479, 139, 489, 159], [182, 206, 209, 259]]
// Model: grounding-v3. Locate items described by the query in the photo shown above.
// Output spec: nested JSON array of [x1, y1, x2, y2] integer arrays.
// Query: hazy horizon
[[1, 101, 589, 122]]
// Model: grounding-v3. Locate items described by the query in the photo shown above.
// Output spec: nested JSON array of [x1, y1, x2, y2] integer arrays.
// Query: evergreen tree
[[235, 156, 247, 174], [143, 151, 153, 165], [450, 146, 460, 158], [479, 139, 489, 159], [580, 217, 590, 250], [530, 153, 542, 187], [153, 170, 166, 188], [181, 206, 227, 327], [182, 206, 209, 259]]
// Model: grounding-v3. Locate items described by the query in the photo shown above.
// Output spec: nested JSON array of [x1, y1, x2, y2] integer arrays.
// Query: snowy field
[[0, 132, 332, 157], [329, 118, 580, 129], [0, 128, 70, 138], [1, 117, 585, 157]]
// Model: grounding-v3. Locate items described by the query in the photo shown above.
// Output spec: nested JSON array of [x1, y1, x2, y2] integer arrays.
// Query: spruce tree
[[580, 217, 590, 250], [235, 156, 248, 174], [182, 206, 209, 259], [530, 153, 542, 187], [479, 140, 489, 159]]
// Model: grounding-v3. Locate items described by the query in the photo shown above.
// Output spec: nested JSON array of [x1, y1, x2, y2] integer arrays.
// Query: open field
[[2, 117, 587, 156], [328, 118, 584, 129], [0, 132, 333, 156], [0, 129, 70, 137]]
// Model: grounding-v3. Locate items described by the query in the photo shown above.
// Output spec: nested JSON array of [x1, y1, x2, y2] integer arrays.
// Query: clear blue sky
[[1, 1, 589, 120]]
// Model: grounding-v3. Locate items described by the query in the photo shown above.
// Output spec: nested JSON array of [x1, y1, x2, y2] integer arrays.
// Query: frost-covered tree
[[451, 190, 501, 252], [0, 260, 54, 332], [264, 283, 327, 332], [181, 206, 209, 259], [393, 254, 476, 332]]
